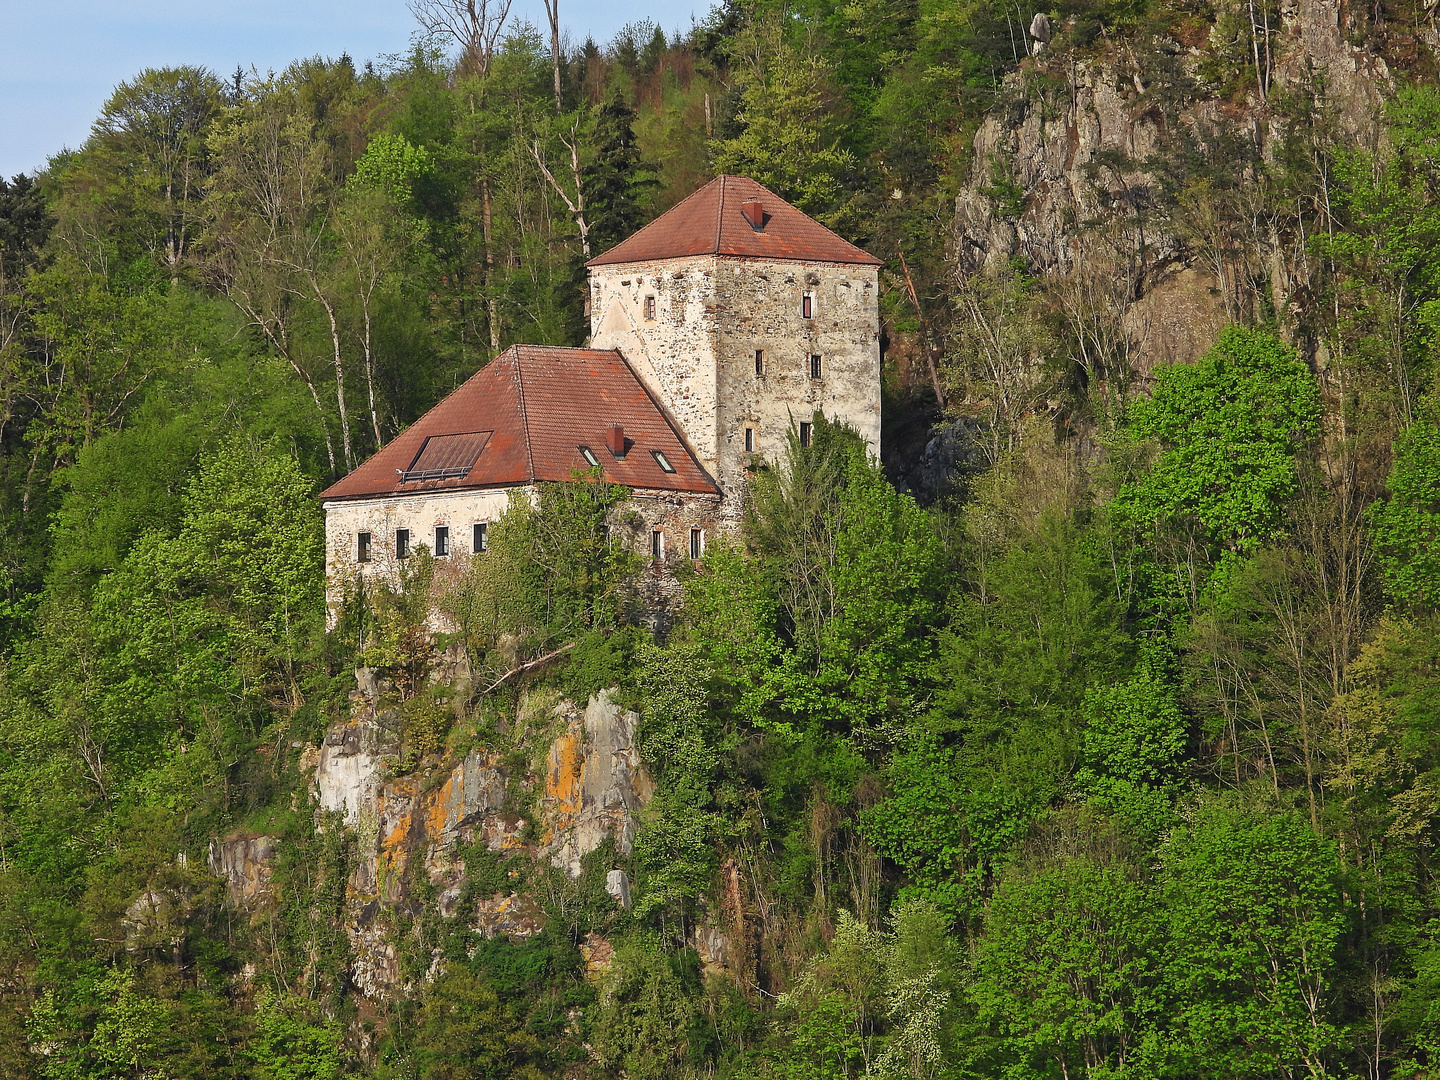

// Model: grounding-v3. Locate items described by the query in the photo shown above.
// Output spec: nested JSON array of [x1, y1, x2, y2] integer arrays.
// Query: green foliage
[[589, 939, 703, 1080], [690, 415, 945, 744], [1369, 394, 1440, 607], [246, 992, 344, 1080], [1114, 325, 1321, 560], [1075, 646, 1188, 839], [441, 476, 640, 663], [1160, 801, 1345, 1079], [971, 836, 1162, 1080], [710, 12, 858, 222], [584, 92, 660, 253]]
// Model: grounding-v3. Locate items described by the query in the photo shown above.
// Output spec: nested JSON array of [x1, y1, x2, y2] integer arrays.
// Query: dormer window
[[578, 445, 601, 468], [652, 450, 676, 473], [801, 293, 813, 319], [644, 295, 656, 320]]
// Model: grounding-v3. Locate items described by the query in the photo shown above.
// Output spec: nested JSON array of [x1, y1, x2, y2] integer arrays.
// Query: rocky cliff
[[953, 0, 1398, 371], [209, 672, 657, 999]]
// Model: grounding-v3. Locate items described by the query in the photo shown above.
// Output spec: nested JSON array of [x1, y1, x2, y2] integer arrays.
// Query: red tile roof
[[320, 346, 718, 502], [586, 175, 882, 268]]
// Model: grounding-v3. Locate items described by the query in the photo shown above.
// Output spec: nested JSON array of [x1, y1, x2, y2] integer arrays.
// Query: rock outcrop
[[298, 675, 652, 998], [207, 834, 278, 905], [954, 0, 1393, 369]]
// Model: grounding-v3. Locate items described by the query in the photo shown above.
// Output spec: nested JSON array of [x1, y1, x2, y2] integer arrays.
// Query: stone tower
[[586, 175, 883, 526]]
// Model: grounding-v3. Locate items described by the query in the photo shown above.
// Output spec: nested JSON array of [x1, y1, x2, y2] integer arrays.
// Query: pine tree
[[583, 91, 658, 254]]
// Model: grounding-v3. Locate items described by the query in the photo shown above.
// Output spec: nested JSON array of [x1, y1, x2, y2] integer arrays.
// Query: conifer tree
[[582, 91, 658, 254]]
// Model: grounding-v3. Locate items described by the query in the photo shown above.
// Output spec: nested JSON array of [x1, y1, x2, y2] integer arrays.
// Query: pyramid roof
[[586, 175, 882, 268]]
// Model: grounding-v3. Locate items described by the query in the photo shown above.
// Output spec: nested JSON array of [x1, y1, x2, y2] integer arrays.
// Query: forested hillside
[[2, 0, 1440, 1074]]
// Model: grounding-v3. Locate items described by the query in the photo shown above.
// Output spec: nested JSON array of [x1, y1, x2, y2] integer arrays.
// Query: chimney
[[741, 199, 765, 230], [605, 424, 626, 457]]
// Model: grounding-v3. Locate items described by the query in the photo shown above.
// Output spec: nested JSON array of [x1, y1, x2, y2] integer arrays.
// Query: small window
[[799, 422, 812, 448], [744, 427, 754, 452], [396, 528, 410, 559], [754, 349, 765, 376], [473, 521, 488, 553], [690, 528, 703, 560], [644, 295, 656, 320], [578, 445, 600, 468], [357, 531, 371, 562], [801, 293, 813, 319], [810, 354, 822, 379], [434, 526, 449, 557], [651, 530, 663, 560], [652, 449, 676, 473]]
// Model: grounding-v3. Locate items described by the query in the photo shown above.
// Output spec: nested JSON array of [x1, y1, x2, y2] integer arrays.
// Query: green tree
[[1159, 801, 1345, 1079], [971, 829, 1163, 1080], [1368, 393, 1440, 609], [1113, 326, 1321, 568], [583, 91, 659, 254]]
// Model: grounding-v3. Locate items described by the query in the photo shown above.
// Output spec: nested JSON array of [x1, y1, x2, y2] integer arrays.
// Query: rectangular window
[[810, 354, 822, 379], [644, 295, 656, 320], [744, 427, 754, 452], [396, 528, 410, 559], [434, 526, 449, 557], [651, 530, 663, 560], [473, 521, 488, 553], [357, 532, 371, 562], [799, 422, 812, 448], [690, 528, 703, 560], [801, 293, 813, 319], [651, 449, 676, 473], [754, 349, 764, 376], [578, 445, 600, 468]]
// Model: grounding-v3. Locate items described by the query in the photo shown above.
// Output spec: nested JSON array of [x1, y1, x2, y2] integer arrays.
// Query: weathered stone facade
[[322, 484, 721, 625], [589, 255, 881, 526]]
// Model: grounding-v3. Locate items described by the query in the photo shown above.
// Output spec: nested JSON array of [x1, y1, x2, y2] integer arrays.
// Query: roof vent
[[740, 199, 766, 230], [606, 424, 627, 458]]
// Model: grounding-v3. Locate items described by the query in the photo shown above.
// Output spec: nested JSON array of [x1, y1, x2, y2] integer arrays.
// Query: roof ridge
[[512, 347, 537, 481]]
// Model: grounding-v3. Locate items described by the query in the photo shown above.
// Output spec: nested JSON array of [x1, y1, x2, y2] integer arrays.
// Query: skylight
[[652, 450, 676, 473]]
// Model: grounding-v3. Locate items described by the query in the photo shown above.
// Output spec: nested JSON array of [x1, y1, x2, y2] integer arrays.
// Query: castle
[[320, 175, 882, 621]]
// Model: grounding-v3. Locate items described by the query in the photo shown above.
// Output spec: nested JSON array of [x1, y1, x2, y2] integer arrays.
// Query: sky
[[0, 0, 711, 180]]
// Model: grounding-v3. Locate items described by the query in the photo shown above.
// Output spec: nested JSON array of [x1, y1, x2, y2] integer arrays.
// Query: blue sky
[[0, 0, 710, 179]]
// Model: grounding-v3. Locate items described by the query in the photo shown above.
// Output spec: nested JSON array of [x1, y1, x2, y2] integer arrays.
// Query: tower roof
[[319, 346, 717, 502], [586, 175, 883, 268]]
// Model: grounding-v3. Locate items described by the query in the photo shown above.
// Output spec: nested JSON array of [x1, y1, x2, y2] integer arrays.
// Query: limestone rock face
[[207, 834, 278, 905], [300, 683, 651, 1000], [953, 0, 1391, 369], [543, 689, 650, 879]]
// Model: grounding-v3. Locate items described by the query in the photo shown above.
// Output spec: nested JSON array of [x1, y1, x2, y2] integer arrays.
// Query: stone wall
[[589, 254, 882, 529], [324, 486, 719, 628], [323, 486, 517, 625]]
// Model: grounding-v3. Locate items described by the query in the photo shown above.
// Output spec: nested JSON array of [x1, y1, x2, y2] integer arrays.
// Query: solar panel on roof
[[402, 431, 493, 482]]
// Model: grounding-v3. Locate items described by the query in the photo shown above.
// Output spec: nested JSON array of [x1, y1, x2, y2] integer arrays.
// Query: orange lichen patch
[[377, 779, 419, 883], [424, 768, 462, 837], [546, 732, 585, 822]]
